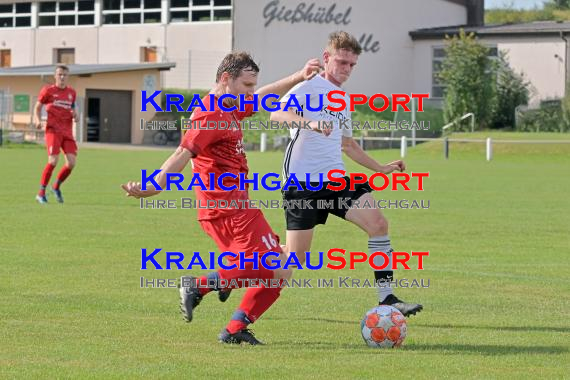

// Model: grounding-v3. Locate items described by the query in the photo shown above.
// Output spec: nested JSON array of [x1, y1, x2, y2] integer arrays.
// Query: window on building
[[169, 0, 232, 23], [103, 13, 120, 24], [0, 49, 11, 67], [78, 1, 95, 11], [431, 45, 498, 99], [0, 2, 32, 28], [59, 1, 75, 11], [141, 46, 157, 62], [39, 15, 56, 26], [78, 14, 95, 25], [39, 0, 95, 27], [103, 0, 161, 25], [55, 48, 75, 64], [104, 0, 121, 10], [0, 17, 13, 28], [40, 2, 56, 12]]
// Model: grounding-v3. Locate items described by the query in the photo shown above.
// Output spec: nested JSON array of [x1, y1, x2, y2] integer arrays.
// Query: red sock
[[194, 262, 274, 296], [53, 165, 72, 190], [226, 284, 283, 334], [218, 261, 275, 284], [201, 259, 284, 333], [239, 281, 283, 322], [195, 275, 215, 296], [226, 319, 248, 334], [39, 163, 56, 196]]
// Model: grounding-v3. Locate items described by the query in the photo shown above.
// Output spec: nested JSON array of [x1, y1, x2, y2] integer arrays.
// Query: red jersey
[[180, 95, 255, 221], [38, 85, 76, 135]]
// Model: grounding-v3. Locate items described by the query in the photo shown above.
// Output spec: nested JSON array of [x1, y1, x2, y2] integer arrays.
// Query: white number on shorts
[[261, 233, 278, 250]]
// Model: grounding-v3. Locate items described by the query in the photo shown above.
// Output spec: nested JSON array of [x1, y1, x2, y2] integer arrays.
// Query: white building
[[233, 0, 486, 99], [410, 21, 570, 106], [0, 0, 232, 89], [233, 0, 568, 106], [0, 0, 567, 144]]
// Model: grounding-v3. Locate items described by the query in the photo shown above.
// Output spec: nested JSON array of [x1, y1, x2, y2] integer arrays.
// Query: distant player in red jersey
[[34, 65, 78, 204], [122, 52, 321, 345]]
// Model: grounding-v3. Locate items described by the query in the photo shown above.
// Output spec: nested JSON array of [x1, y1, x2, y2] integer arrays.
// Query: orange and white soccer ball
[[361, 305, 407, 348]]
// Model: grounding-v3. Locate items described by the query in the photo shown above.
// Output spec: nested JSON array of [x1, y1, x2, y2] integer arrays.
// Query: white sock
[[369, 235, 394, 302]]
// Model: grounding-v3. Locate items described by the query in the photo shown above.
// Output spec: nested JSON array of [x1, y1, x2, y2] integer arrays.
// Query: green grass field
[[1, 133, 569, 379]]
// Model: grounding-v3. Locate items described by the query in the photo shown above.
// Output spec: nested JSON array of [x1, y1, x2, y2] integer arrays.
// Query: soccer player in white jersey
[[270, 31, 423, 316]]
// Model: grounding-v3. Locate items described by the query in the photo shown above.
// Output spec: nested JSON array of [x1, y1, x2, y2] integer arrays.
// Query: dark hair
[[215, 51, 259, 82], [55, 64, 69, 73]]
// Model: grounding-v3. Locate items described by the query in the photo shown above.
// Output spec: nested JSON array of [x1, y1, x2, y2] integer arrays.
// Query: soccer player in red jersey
[[34, 65, 79, 204], [122, 52, 321, 345]]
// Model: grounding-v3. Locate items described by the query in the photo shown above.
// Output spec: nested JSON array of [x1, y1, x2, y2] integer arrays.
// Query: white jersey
[[280, 75, 352, 183]]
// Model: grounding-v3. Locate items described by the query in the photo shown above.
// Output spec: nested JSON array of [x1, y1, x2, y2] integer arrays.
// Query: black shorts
[[282, 176, 373, 230]]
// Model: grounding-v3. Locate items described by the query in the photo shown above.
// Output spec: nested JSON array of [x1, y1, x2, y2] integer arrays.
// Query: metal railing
[[259, 132, 570, 161], [442, 113, 475, 134], [361, 135, 570, 161]]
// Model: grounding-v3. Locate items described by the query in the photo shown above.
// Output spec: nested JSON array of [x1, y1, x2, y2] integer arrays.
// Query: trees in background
[[438, 30, 531, 130]]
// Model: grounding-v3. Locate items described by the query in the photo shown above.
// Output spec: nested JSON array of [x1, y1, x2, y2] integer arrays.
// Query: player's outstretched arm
[[255, 58, 322, 99], [342, 136, 405, 174], [121, 146, 193, 199]]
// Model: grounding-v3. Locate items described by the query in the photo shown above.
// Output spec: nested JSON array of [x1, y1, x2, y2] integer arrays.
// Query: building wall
[[97, 25, 165, 65], [233, 0, 467, 96], [0, 69, 160, 144], [0, 7, 231, 91], [34, 26, 100, 64], [495, 37, 565, 106], [410, 40, 437, 98], [72, 69, 160, 144], [0, 28, 36, 67], [412, 36, 566, 107], [3, 0, 564, 129], [165, 22, 232, 89]]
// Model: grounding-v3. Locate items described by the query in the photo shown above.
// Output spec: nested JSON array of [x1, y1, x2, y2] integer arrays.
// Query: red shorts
[[45, 131, 77, 156], [200, 208, 282, 262]]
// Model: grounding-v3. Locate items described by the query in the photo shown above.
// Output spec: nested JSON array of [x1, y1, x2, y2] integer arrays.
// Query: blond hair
[[326, 31, 362, 55]]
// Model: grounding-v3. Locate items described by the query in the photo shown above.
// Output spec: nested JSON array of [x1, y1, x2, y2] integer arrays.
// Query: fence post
[[411, 97, 416, 147], [359, 134, 364, 149], [260, 132, 267, 152], [401, 136, 407, 158], [486, 137, 492, 161], [444, 137, 449, 159]]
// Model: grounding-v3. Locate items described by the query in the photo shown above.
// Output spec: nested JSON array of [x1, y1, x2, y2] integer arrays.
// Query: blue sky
[[485, 0, 547, 9]]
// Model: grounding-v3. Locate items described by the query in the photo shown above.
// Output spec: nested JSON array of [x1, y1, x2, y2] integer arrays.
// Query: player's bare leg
[[64, 153, 76, 168], [283, 229, 315, 266], [345, 192, 423, 317], [48, 155, 59, 166]]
